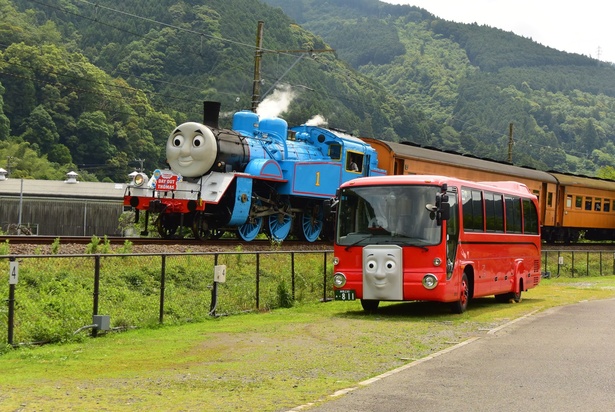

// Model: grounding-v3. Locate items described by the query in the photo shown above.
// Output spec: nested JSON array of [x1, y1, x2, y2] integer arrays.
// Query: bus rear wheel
[[361, 299, 379, 312], [495, 290, 522, 303], [451, 273, 469, 314]]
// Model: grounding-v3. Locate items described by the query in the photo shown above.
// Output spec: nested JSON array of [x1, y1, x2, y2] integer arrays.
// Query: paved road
[[298, 299, 615, 412]]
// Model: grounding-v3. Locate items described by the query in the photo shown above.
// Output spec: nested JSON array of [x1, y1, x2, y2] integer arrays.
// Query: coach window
[[462, 188, 484, 232], [566, 195, 572, 208], [585, 197, 592, 211], [575, 196, 582, 208], [485, 192, 504, 232], [547, 192, 553, 207], [505, 196, 522, 233], [522, 199, 539, 234], [605, 199, 611, 212], [595, 198, 602, 211]]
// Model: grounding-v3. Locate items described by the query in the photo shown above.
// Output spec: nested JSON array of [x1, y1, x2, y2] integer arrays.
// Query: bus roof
[[341, 175, 535, 198]]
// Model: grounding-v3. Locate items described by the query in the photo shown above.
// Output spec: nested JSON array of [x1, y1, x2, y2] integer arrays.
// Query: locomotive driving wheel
[[296, 202, 323, 242], [267, 199, 292, 242], [237, 199, 263, 241]]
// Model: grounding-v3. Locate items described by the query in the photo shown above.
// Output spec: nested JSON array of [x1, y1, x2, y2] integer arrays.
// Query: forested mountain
[[2, 0, 615, 181]]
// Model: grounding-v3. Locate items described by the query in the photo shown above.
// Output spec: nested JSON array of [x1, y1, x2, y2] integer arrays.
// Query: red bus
[[332, 175, 541, 313]]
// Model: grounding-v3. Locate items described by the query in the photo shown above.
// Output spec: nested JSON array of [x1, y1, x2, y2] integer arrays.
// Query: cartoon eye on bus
[[331, 175, 541, 313]]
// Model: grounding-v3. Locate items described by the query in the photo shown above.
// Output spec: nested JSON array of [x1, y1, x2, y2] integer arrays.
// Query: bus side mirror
[[436, 190, 450, 225], [439, 203, 450, 222]]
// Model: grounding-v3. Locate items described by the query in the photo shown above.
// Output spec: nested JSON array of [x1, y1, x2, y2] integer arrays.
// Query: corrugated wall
[[0, 197, 123, 236]]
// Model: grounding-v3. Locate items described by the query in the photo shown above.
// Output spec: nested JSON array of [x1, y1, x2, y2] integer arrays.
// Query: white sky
[[382, 0, 614, 63]]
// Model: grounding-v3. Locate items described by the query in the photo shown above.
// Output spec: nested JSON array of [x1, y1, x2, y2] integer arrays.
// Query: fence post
[[92, 255, 101, 338], [210, 254, 219, 316], [571, 251, 575, 278], [291, 252, 296, 301], [7, 256, 16, 346], [256, 253, 260, 310], [322, 252, 328, 302], [159, 255, 166, 324]]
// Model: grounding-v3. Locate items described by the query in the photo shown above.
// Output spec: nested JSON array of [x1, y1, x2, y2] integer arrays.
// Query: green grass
[[1, 276, 615, 411]]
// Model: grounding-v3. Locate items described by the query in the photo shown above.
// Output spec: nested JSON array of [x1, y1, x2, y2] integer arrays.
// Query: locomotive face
[[166, 122, 217, 177]]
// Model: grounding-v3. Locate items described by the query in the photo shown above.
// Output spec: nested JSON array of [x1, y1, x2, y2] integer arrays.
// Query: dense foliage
[[2, 0, 615, 180]]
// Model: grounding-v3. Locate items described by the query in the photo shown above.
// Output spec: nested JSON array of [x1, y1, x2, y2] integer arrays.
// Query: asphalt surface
[[295, 298, 615, 412]]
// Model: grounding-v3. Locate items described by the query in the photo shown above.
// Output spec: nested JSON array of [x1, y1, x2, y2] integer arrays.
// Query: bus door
[[446, 188, 459, 279]]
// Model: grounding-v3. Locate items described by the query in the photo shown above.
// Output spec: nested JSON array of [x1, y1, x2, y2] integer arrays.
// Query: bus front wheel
[[451, 273, 469, 314], [361, 299, 380, 312]]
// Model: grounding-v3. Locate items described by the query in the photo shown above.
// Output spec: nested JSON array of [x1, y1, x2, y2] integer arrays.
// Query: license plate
[[335, 289, 356, 301]]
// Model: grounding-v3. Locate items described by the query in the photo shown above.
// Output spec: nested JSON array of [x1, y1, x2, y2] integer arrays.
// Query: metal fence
[[2, 248, 615, 347], [542, 250, 615, 278], [0, 250, 333, 347]]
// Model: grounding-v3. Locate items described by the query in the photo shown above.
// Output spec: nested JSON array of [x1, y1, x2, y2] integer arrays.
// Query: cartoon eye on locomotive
[[124, 102, 385, 242]]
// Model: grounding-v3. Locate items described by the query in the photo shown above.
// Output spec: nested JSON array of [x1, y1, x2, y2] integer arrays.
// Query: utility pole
[[508, 123, 514, 163], [250, 21, 334, 112], [250, 21, 265, 113]]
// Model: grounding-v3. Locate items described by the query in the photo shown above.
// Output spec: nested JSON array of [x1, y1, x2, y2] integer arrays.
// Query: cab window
[[328, 144, 341, 160]]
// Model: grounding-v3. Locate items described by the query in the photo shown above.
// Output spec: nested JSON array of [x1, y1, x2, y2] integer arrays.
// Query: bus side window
[[505, 196, 522, 233], [523, 199, 539, 234], [462, 188, 484, 231]]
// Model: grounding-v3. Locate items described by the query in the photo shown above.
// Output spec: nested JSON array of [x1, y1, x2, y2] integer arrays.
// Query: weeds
[[1, 248, 330, 346], [51, 237, 61, 254]]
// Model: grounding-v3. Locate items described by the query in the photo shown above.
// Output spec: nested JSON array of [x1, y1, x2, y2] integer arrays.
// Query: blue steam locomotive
[[124, 102, 385, 242]]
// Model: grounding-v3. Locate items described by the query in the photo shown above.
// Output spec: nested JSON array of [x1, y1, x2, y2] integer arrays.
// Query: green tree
[[20, 105, 59, 154], [74, 111, 113, 165]]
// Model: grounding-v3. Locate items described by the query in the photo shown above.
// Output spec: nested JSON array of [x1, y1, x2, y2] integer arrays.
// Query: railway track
[[3, 234, 615, 257], [542, 243, 615, 251], [0, 235, 333, 250]]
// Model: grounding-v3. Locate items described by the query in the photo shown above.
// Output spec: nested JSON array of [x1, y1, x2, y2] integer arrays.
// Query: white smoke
[[256, 84, 295, 118], [305, 114, 328, 127]]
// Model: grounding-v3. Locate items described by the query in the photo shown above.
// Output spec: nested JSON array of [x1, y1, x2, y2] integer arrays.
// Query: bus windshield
[[336, 185, 443, 247]]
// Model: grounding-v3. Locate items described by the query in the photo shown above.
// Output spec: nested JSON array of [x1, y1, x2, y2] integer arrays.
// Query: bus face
[[333, 183, 455, 303], [332, 176, 542, 312]]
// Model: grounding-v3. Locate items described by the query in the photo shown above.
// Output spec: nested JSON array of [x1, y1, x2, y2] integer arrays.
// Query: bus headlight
[[333, 273, 347, 288], [433, 257, 442, 266], [333, 256, 340, 266], [422, 274, 438, 290]]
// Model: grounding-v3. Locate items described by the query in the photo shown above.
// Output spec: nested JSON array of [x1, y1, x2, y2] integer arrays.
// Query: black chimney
[[203, 101, 221, 129]]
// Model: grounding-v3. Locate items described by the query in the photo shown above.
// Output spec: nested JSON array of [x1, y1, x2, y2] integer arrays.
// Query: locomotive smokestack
[[203, 101, 221, 129]]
